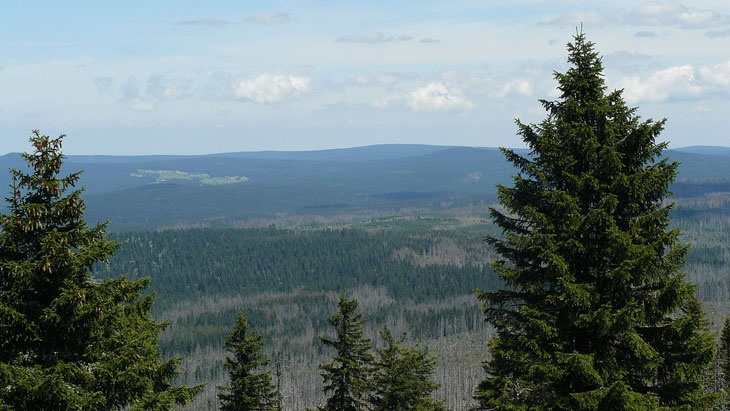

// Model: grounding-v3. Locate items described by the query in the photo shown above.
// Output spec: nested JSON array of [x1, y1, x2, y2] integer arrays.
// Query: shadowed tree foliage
[[474, 33, 717, 410], [370, 326, 446, 411], [0, 131, 202, 410], [219, 312, 281, 411], [315, 296, 374, 411]]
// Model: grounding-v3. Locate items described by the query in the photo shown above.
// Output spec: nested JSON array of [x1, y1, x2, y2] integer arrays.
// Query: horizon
[[3, 142, 730, 158], [3, 1, 730, 155]]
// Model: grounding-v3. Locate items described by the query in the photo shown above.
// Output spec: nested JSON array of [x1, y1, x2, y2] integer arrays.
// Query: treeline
[[85, 214, 730, 410], [96, 227, 498, 309], [90, 227, 496, 409]]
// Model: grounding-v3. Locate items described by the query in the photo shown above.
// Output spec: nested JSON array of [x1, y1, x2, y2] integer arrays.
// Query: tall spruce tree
[[0, 132, 202, 410], [474, 33, 717, 410], [370, 326, 446, 411], [219, 312, 281, 411], [315, 296, 374, 411]]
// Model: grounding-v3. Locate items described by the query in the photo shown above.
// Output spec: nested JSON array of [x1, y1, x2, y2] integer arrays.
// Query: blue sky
[[2, 1, 730, 155]]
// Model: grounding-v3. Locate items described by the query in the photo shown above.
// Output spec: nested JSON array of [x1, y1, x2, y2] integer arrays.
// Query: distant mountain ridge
[[0, 144, 728, 231], [672, 146, 730, 156], [1, 144, 508, 194], [3, 143, 728, 161], [204, 144, 460, 161]]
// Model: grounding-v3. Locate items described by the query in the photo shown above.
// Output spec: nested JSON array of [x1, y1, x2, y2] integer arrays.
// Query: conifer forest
[[3, 33, 730, 410]]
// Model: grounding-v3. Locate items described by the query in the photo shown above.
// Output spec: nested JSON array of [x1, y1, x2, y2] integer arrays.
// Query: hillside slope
[[2, 144, 729, 230]]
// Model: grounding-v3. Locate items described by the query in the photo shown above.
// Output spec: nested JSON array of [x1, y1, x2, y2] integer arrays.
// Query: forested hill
[[92, 225, 499, 409], [1, 144, 729, 231]]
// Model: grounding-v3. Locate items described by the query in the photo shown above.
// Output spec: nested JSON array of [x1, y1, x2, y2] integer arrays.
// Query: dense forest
[[94, 226, 496, 409], [81, 201, 730, 410]]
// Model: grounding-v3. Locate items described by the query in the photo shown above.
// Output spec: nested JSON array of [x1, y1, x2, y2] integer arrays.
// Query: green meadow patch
[[132, 169, 249, 185]]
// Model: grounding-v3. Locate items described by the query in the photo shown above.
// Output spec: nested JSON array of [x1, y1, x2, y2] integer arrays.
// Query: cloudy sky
[[2, 1, 730, 155]]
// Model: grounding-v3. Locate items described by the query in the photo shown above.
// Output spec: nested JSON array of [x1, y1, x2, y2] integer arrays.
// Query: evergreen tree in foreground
[[0, 132, 202, 410], [315, 296, 374, 411], [370, 326, 446, 411], [475, 33, 717, 410], [219, 312, 281, 411]]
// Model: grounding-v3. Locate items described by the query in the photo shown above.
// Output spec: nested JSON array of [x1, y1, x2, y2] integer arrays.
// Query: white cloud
[[245, 12, 290, 24], [336, 32, 412, 43], [348, 72, 416, 88], [551, 9, 608, 26], [629, 1, 728, 28], [617, 65, 703, 103], [130, 99, 156, 111], [547, 1, 730, 29], [406, 83, 475, 112], [233, 73, 311, 104], [699, 61, 730, 87], [372, 96, 402, 110], [496, 79, 533, 98], [616, 60, 730, 104], [146, 74, 191, 99]]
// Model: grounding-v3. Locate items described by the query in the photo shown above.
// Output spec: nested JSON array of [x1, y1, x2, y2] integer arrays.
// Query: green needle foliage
[[315, 296, 374, 411], [0, 131, 202, 410], [219, 312, 281, 411], [474, 33, 717, 410], [370, 326, 446, 411]]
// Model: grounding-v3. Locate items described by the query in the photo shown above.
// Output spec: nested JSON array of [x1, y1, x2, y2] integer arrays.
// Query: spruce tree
[[370, 326, 445, 411], [0, 131, 202, 410], [219, 312, 281, 411], [316, 296, 373, 411], [474, 33, 717, 410]]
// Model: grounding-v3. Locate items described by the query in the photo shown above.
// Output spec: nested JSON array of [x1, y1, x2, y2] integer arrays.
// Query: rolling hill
[[1, 144, 729, 231]]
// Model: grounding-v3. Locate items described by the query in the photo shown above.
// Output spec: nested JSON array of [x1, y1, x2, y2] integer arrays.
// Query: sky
[[2, 1, 730, 155]]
